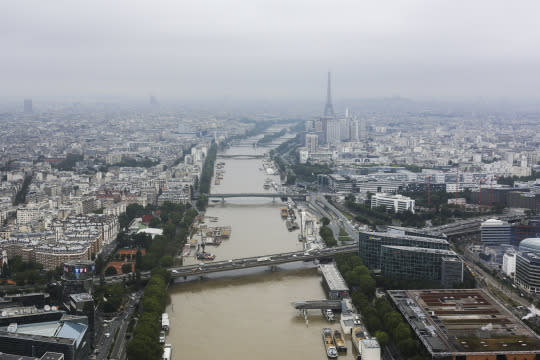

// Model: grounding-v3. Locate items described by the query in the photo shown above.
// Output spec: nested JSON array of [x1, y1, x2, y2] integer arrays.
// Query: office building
[[61, 260, 94, 307], [358, 231, 462, 286], [480, 219, 511, 245], [305, 133, 318, 153], [0, 313, 90, 360], [516, 251, 540, 294], [68, 293, 95, 347], [371, 193, 415, 214], [381, 245, 462, 286], [502, 250, 516, 277]]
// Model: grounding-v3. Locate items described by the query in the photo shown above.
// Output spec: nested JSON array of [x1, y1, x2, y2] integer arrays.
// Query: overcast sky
[[2, 1, 540, 101]]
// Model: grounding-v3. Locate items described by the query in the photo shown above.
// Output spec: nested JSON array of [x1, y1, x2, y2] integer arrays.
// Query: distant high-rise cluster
[[23, 99, 32, 113], [305, 72, 368, 151]]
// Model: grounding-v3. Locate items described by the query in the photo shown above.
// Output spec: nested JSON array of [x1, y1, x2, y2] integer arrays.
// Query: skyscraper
[[23, 99, 32, 113]]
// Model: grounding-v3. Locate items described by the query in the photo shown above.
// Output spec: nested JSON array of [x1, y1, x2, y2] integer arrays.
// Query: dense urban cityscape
[[0, 73, 539, 360], [3, 1, 540, 359]]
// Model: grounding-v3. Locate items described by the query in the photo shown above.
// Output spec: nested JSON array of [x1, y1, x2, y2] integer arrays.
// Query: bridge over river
[[103, 244, 358, 283], [206, 192, 307, 201], [217, 154, 266, 159]]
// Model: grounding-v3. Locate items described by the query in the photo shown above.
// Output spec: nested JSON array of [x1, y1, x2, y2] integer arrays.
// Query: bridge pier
[[270, 265, 278, 272]]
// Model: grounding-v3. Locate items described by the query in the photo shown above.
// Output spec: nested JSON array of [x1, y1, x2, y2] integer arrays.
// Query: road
[[461, 249, 529, 308], [94, 290, 143, 360]]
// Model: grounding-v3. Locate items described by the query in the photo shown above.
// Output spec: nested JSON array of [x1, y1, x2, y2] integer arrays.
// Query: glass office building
[[358, 230, 462, 287]]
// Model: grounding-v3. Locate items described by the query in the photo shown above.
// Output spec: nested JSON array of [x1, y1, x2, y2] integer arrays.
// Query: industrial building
[[358, 231, 463, 287], [388, 289, 540, 360]]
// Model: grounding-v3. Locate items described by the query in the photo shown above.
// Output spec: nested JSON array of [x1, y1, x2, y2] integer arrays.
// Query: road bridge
[[217, 154, 266, 159], [425, 214, 528, 238], [207, 192, 307, 201], [102, 244, 358, 283]]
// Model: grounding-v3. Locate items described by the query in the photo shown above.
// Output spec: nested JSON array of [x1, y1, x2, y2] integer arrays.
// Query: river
[[165, 141, 356, 360]]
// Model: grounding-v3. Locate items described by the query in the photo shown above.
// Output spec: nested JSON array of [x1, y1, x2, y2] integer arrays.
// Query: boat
[[182, 244, 191, 257], [281, 208, 288, 219], [323, 309, 335, 322], [214, 179, 221, 185], [263, 184, 271, 190], [196, 252, 216, 260], [162, 344, 172, 360], [351, 326, 365, 359], [286, 220, 294, 231], [322, 328, 338, 359], [161, 313, 169, 332], [333, 330, 347, 353], [204, 237, 221, 246]]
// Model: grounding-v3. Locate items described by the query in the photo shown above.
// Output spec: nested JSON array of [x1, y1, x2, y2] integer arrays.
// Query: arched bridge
[[102, 244, 358, 283]]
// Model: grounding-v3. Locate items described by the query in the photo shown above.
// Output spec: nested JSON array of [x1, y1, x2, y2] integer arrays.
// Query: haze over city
[[2, 0, 540, 101], [2, 2, 540, 360]]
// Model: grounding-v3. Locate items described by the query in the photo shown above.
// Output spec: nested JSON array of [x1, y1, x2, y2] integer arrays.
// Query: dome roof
[[519, 238, 540, 253], [481, 218, 505, 226]]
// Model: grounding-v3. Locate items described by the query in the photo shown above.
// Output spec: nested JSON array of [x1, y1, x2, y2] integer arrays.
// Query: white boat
[[162, 344, 172, 360], [161, 313, 170, 331], [323, 309, 335, 322]]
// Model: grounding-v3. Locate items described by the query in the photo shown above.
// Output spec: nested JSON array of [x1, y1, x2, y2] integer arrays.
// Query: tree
[[397, 338, 417, 357], [321, 217, 330, 226], [392, 322, 411, 343], [375, 331, 389, 347], [105, 266, 117, 276], [148, 217, 161, 228], [160, 255, 173, 267], [366, 314, 383, 333], [121, 263, 133, 274], [383, 312, 403, 332]]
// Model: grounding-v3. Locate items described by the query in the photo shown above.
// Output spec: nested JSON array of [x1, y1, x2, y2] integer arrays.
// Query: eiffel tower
[[323, 71, 335, 117]]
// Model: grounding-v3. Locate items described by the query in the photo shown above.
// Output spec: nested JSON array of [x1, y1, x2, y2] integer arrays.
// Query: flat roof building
[[388, 289, 540, 360], [371, 193, 415, 214], [319, 263, 350, 300], [358, 231, 462, 287], [481, 219, 512, 246]]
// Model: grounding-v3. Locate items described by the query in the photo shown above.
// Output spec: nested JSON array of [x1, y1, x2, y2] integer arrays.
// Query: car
[[171, 269, 178, 273], [104, 332, 111, 338], [159, 331, 165, 344]]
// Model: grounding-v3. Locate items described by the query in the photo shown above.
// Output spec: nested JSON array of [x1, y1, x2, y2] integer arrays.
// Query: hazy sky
[[2, 1, 540, 100]]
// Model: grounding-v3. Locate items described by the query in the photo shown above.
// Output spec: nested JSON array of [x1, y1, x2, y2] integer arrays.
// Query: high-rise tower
[[324, 71, 334, 117], [23, 99, 32, 113]]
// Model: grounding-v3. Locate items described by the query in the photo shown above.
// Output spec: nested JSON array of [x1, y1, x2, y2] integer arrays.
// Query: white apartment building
[[371, 193, 415, 214], [502, 251, 516, 278]]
